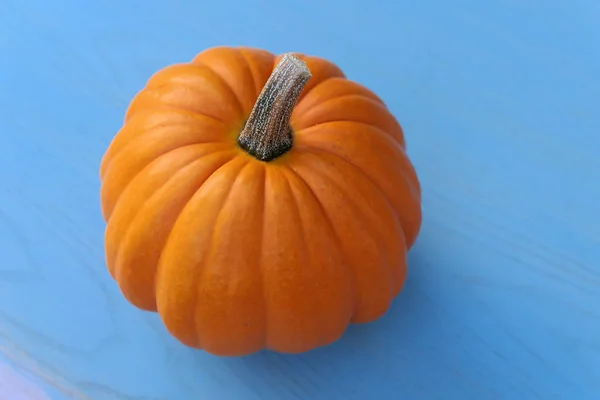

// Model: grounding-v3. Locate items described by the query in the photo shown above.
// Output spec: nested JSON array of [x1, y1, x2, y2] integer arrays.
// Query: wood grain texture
[[1, 0, 599, 399]]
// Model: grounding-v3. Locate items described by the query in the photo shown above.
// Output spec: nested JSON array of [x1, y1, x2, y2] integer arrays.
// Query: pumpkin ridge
[[235, 49, 258, 102], [297, 119, 388, 135], [129, 107, 226, 125], [277, 170, 312, 348], [282, 165, 359, 320], [115, 109, 226, 165], [237, 47, 276, 101], [105, 143, 216, 265], [284, 55, 346, 100], [297, 118, 404, 148], [127, 101, 230, 125], [260, 167, 351, 352], [293, 151, 404, 297], [317, 77, 385, 104], [192, 158, 251, 350], [102, 117, 228, 177], [324, 140, 420, 247], [189, 60, 247, 119], [135, 61, 247, 123], [298, 121, 419, 196], [146, 62, 245, 113], [102, 112, 175, 177], [102, 137, 230, 220], [304, 93, 381, 108], [286, 153, 397, 323], [133, 82, 233, 123], [113, 152, 237, 310], [297, 76, 337, 98], [154, 156, 250, 349], [295, 77, 386, 112], [296, 145, 417, 248], [230, 47, 263, 112], [295, 95, 406, 147], [106, 146, 236, 272], [187, 160, 268, 355], [259, 166, 270, 349]]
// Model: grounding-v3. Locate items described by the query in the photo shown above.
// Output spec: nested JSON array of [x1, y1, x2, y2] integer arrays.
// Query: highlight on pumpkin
[[99, 46, 422, 356]]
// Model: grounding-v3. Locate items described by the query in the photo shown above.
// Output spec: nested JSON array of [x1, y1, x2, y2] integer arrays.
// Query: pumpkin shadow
[[209, 242, 439, 399]]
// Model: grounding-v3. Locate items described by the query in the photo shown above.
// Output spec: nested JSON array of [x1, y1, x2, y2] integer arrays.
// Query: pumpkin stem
[[238, 53, 312, 162]]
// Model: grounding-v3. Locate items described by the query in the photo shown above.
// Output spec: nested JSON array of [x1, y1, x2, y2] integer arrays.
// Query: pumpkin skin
[[99, 46, 422, 356]]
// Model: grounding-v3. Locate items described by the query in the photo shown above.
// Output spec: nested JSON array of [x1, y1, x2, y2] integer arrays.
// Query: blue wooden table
[[1, 1, 599, 399]]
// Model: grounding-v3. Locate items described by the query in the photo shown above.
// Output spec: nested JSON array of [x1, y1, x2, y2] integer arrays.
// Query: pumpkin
[[99, 46, 422, 356]]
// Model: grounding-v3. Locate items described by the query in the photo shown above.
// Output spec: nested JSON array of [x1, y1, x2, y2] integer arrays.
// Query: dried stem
[[238, 53, 312, 161]]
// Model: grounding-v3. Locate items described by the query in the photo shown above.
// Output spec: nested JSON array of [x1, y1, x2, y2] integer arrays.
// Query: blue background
[[1, 0, 599, 399]]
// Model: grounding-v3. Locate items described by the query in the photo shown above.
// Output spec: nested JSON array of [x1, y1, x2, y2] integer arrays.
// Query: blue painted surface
[[1, 0, 599, 398]]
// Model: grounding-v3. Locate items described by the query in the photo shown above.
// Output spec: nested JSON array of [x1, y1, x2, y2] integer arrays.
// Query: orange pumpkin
[[100, 46, 422, 356]]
